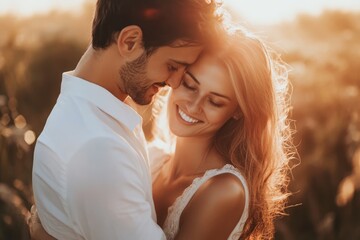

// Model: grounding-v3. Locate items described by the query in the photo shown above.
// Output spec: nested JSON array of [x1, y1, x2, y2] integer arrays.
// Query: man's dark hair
[[92, 0, 221, 51]]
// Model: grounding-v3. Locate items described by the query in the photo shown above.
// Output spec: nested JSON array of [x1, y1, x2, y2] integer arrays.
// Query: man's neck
[[73, 45, 128, 102]]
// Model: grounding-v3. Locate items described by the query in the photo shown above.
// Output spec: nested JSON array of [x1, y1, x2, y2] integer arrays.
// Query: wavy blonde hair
[[210, 28, 294, 239]]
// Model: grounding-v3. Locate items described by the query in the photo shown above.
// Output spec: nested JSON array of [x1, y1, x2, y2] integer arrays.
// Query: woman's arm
[[174, 174, 246, 240], [28, 205, 56, 240]]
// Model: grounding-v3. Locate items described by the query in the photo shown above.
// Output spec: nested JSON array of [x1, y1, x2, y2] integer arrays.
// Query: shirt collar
[[60, 72, 142, 131]]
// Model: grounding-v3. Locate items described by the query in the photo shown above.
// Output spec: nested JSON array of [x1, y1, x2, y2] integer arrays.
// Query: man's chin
[[132, 95, 154, 106]]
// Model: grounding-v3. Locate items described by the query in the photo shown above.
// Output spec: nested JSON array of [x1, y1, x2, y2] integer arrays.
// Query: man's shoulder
[[38, 104, 134, 158]]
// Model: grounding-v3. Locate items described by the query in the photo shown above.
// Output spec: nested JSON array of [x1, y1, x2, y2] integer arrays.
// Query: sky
[[1, 0, 360, 24]]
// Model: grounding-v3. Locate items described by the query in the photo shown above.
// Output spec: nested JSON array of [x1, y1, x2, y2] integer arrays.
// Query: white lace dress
[[150, 147, 249, 240]]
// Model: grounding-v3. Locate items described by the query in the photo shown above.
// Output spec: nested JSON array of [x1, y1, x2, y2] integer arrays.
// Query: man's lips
[[150, 82, 167, 95], [154, 82, 167, 87]]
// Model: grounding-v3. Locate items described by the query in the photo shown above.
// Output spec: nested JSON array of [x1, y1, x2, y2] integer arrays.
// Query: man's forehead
[[155, 44, 203, 64], [169, 39, 202, 48]]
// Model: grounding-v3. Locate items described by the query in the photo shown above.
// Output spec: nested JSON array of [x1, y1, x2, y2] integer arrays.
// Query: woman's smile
[[177, 106, 201, 124]]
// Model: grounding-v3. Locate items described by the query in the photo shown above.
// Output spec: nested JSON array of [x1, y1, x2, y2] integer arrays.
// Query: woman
[[30, 27, 293, 239]]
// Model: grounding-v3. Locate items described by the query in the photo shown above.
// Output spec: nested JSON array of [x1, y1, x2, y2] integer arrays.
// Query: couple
[[30, 0, 293, 239]]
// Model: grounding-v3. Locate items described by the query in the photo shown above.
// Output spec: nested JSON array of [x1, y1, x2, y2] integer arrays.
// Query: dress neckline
[[161, 162, 249, 240], [166, 163, 238, 218]]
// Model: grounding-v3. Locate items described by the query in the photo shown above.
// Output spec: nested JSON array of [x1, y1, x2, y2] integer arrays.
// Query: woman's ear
[[116, 25, 144, 59], [233, 109, 242, 120]]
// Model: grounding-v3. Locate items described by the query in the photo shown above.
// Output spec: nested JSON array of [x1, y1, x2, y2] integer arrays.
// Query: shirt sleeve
[[66, 137, 165, 240]]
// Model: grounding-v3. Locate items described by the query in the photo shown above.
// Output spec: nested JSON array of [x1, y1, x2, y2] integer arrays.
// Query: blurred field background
[[0, 0, 360, 239]]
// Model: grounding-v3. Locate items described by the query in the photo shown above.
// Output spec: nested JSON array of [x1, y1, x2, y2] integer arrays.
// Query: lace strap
[[164, 164, 249, 240]]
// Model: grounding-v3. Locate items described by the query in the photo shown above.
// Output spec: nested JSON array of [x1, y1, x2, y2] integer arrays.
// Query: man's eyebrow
[[171, 59, 191, 67], [185, 70, 200, 84]]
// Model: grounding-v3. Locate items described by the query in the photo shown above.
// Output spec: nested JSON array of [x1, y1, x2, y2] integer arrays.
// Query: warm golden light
[[14, 115, 27, 129], [223, 0, 360, 24], [24, 130, 36, 145], [1, 128, 12, 138], [1, 0, 360, 24], [0, 0, 86, 17], [336, 177, 355, 206]]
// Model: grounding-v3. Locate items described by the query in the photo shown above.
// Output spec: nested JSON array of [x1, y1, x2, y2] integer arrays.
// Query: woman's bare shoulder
[[195, 173, 246, 208], [176, 172, 246, 240]]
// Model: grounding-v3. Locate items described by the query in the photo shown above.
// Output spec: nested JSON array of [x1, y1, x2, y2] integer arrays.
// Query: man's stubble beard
[[119, 51, 153, 105]]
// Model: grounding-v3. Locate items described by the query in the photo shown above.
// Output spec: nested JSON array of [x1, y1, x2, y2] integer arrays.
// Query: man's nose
[[166, 69, 185, 89]]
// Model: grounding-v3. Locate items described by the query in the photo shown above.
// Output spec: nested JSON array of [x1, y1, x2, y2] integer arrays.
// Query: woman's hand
[[27, 205, 56, 240]]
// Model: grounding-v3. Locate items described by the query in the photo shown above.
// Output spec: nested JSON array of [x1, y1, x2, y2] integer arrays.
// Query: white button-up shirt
[[32, 72, 165, 240]]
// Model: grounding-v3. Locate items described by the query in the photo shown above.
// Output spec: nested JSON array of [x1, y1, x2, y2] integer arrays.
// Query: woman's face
[[168, 53, 239, 138]]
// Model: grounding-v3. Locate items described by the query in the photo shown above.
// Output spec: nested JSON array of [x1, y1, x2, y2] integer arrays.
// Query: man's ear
[[116, 25, 144, 59]]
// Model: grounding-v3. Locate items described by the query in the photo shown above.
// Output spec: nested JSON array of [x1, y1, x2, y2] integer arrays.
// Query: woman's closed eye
[[182, 79, 197, 91], [208, 98, 224, 107]]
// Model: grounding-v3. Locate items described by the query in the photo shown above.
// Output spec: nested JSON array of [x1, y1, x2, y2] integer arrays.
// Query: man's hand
[[27, 205, 56, 240]]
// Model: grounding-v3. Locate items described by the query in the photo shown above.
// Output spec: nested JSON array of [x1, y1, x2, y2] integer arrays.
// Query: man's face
[[120, 44, 203, 105]]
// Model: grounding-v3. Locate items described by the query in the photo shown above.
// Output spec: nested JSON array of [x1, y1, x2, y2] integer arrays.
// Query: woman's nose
[[187, 98, 203, 114]]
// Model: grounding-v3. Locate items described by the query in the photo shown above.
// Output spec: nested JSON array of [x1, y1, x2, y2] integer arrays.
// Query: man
[[32, 0, 221, 239]]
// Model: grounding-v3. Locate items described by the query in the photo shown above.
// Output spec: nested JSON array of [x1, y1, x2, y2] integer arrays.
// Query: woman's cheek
[[208, 109, 233, 125]]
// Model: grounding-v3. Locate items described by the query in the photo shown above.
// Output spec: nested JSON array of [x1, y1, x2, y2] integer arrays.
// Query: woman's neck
[[168, 136, 225, 180]]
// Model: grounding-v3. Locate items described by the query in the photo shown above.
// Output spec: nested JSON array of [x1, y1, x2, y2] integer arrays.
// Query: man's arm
[[67, 137, 165, 240]]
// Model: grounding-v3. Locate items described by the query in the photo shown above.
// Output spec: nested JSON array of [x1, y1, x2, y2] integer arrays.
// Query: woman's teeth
[[178, 108, 199, 123]]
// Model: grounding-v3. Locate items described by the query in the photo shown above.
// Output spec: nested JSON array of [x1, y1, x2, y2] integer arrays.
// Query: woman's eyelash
[[209, 99, 223, 107], [182, 80, 196, 90], [182, 80, 224, 107]]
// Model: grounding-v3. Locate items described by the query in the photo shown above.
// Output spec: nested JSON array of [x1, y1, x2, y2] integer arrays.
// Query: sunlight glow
[[0, 0, 360, 24], [336, 176, 355, 206], [0, 0, 85, 16], [223, 0, 360, 24], [24, 130, 36, 145], [14, 115, 26, 129]]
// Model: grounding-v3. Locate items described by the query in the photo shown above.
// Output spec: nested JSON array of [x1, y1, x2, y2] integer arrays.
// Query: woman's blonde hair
[[211, 27, 294, 239]]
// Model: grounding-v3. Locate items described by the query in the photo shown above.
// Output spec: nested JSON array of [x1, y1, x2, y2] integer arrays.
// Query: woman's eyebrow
[[185, 70, 200, 84], [210, 92, 231, 100], [185, 71, 231, 100]]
